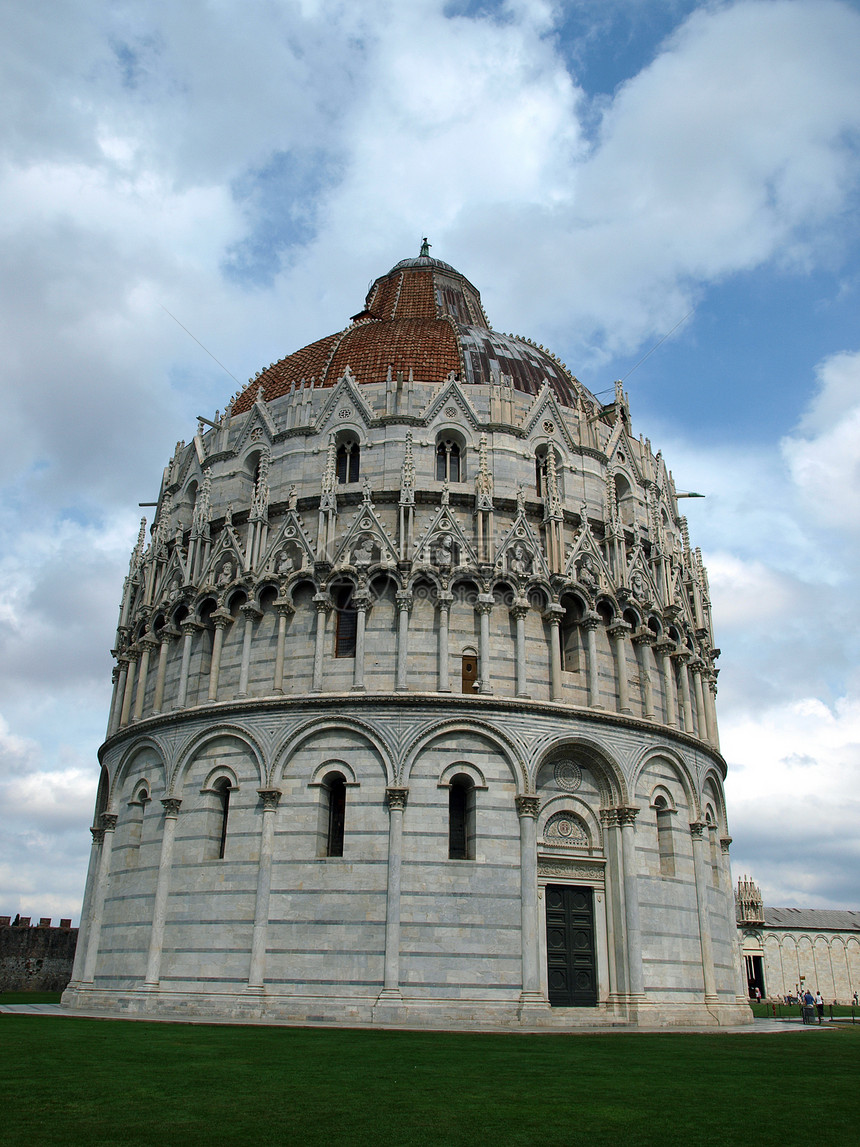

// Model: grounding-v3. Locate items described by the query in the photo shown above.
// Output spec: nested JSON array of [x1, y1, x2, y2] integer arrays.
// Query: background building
[[736, 877, 860, 1001], [63, 248, 750, 1027]]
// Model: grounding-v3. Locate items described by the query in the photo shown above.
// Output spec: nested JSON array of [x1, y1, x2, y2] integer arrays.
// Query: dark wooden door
[[545, 884, 597, 1007], [461, 654, 478, 694]]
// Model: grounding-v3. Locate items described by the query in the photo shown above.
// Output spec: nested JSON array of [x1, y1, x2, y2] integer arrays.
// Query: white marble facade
[[63, 252, 751, 1027]]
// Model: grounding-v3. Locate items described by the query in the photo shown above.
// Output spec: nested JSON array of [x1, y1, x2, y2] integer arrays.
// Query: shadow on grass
[[0, 1018, 857, 1146]]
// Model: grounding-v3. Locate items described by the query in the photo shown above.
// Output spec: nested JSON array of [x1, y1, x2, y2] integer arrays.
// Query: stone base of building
[[61, 985, 752, 1029]]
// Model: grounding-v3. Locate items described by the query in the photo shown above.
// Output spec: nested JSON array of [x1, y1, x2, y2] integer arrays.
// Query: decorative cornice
[[538, 861, 605, 880]]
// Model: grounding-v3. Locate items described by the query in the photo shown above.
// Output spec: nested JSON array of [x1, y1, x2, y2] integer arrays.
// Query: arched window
[[448, 773, 475, 860], [654, 795, 674, 876], [333, 585, 357, 658], [215, 778, 231, 860], [436, 439, 461, 482], [324, 772, 346, 857], [535, 448, 548, 497], [336, 439, 360, 484]]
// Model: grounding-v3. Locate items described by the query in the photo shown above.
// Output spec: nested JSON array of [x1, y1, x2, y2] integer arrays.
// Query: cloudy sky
[[2, 0, 859, 920]]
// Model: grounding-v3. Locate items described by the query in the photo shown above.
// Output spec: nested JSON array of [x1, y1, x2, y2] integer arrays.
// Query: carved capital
[[632, 626, 656, 647], [313, 594, 333, 615], [212, 608, 233, 629], [161, 797, 182, 818], [720, 836, 732, 854], [543, 603, 564, 624], [654, 637, 677, 655], [509, 599, 530, 621], [90, 826, 105, 844], [273, 597, 296, 618], [475, 594, 494, 616], [396, 592, 414, 612], [607, 620, 631, 639], [599, 807, 621, 829], [689, 820, 707, 840], [435, 591, 454, 609], [100, 813, 118, 833], [386, 787, 409, 811], [580, 611, 601, 631], [241, 602, 263, 620], [257, 788, 282, 812], [181, 619, 202, 637], [139, 635, 161, 653], [515, 794, 541, 819], [615, 805, 639, 827], [351, 593, 372, 613]]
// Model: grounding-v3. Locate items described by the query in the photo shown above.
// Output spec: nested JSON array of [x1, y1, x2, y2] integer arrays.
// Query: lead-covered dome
[[232, 246, 584, 413]]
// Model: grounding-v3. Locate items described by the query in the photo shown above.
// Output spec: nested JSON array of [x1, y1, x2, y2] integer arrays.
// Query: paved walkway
[[0, 1003, 833, 1035]]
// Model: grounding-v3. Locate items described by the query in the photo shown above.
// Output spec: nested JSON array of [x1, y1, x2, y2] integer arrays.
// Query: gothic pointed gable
[[154, 545, 190, 607], [315, 368, 376, 435], [494, 491, 550, 582], [520, 384, 580, 453], [564, 509, 612, 596], [624, 543, 660, 607], [233, 389, 278, 457], [259, 508, 316, 579], [199, 511, 247, 587], [605, 419, 646, 485], [413, 492, 479, 572], [331, 483, 400, 570], [421, 373, 481, 430]]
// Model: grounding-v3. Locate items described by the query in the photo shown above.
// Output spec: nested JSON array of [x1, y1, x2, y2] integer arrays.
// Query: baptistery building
[[64, 246, 750, 1027]]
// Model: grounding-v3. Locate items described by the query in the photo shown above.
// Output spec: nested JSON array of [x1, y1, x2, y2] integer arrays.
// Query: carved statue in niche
[[630, 568, 648, 601], [508, 543, 532, 577], [577, 553, 598, 592], [352, 535, 376, 567], [287, 484, 298, 511], [167, 575, 182, 602], [433, 533, 454, 570], [216, 559, 235, 587]]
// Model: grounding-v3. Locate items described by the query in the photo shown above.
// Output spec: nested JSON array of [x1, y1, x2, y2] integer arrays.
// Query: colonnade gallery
[[64, 248, 751, 1027]]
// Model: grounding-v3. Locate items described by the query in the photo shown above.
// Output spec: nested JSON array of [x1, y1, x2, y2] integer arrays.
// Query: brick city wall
[[0, 917, 78, 991]]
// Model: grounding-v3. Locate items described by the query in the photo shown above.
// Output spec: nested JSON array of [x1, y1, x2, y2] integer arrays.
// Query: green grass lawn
[[1, 1017, 858, 1146], [0, 991, 62, 1005]]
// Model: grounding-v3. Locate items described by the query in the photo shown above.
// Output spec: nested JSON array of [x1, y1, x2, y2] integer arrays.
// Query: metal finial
[[420, 237, 431, 257]]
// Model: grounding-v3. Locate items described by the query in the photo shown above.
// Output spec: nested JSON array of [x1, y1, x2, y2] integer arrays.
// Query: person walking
[[815, 990, 824, 1023]]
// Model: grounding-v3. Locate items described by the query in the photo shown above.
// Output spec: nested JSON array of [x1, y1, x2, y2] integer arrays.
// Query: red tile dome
[[232, 247, 585, 414]]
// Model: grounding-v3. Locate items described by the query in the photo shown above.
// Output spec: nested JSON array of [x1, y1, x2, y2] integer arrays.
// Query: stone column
[[600, 809, 628, 999], [720, 835, 749, 1002], [618, 807, 644, 1000], [352, 594, 370, 691], [706, 672, 721, 752], [133, 638, 157, 721], [545, 604, 564, 702], [236, 602, 262, 698], [82, 813, 118, 983], [272, 598, 294, 695], [583, 613, 602, 709], [510, 599, 530, 698], [312, 594, 331, 693], [655, 639, 678, 727], [247, 789, 282, 991], [395, 592, 413, 692], [118, 649, 139, 728], [436, 592, 453, 692], [607, 621, 632, 714], [152, 629, 176, 715], [143, 797, 182, 988], [379, 787, 408, 1000], [175, 620, 198, 709], [475, 594, 494, 694], [207, 610, 231, 703], [691, 660, 708, 741], [68, 825, 104, 986], [690, 821, 718, 1002], [632, 629, 655, 720], [109, 660, 129, 735], [515, 795, 546, 1012], [675, 652, 695, 733]]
